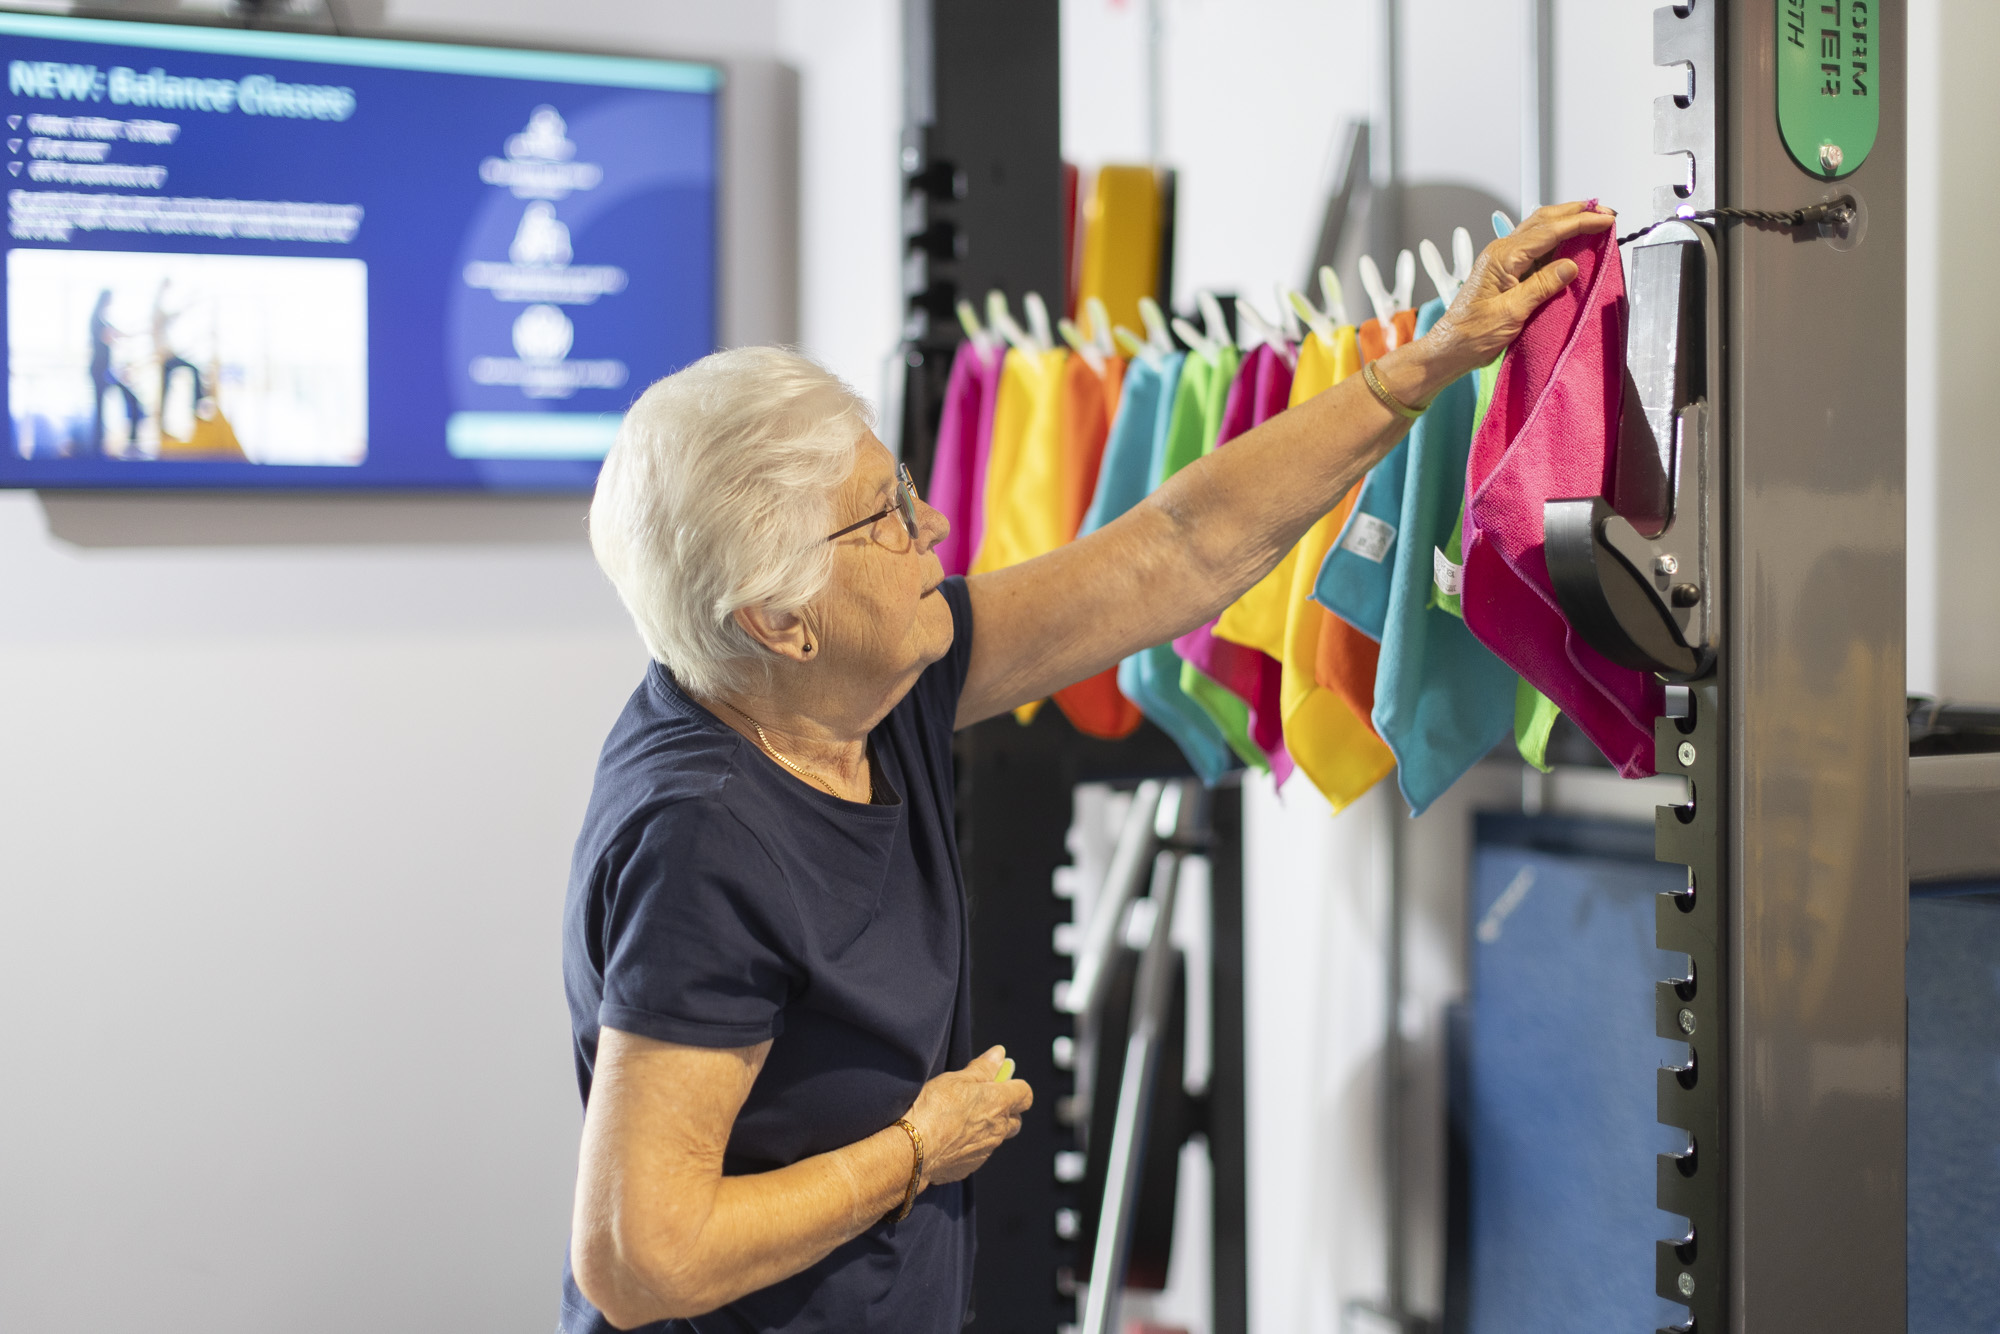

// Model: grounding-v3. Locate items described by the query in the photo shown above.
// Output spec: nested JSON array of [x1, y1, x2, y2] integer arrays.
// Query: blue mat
[[1462, 814, 1689, 1333], [1909, 886, 2000, 1334]]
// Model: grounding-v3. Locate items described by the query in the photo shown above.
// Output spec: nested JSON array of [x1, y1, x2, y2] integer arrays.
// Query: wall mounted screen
[[0, 12, 717, 490]]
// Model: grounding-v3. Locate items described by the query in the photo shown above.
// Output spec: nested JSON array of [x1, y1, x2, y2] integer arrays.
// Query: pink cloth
[[1462, 226, 1662, 777], [1171, 341, 1295, 783], [928, 341, 1004, 577]]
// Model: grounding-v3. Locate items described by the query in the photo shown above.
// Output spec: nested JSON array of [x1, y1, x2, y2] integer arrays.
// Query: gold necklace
[[720, 700, 867, 801]]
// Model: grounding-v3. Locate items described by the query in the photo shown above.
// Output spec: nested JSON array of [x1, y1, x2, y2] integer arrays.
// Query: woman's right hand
[[905, 1046, 1035, 1187]]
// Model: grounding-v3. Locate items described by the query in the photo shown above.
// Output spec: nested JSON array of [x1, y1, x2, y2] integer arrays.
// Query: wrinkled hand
[[1423, 201, 1619, 380], [905, 1046, 1035, 1187]]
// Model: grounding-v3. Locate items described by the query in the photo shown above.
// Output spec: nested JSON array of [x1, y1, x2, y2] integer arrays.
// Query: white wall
[[0, 4, 909, 1333]]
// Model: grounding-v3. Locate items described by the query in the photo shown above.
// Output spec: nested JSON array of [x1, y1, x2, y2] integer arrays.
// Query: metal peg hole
[[1674, 1051, 1698, 1090], [1674, 1227, 1698, 1264], [1674, 1136, 1699, 1177], [1674, 958, 1697, 1001], [1673, 780, 1697, 825]]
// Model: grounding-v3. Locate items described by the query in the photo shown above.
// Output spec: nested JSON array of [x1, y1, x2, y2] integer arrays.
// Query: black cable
[[1618, 198, 1856, 246]]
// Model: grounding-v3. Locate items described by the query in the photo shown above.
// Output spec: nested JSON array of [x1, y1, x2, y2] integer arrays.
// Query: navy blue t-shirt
[[560, 577, 976, 1333]]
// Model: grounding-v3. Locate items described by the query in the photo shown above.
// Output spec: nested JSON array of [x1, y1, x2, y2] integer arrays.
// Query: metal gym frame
[[901, 1, 1912, 1331]]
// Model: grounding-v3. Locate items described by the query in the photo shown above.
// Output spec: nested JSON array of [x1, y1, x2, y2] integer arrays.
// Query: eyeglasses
[[824, 463, 922, 552]]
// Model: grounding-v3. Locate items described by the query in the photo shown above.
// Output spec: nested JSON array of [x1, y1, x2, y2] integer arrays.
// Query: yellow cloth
[[971, 346, 1069, 721], [1074, 166, 1161, 332], [1213, 327, 1394, 809]]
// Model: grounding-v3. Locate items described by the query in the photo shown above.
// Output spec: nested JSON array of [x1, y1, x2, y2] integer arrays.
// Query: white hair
[[589, 347, 874, 698]]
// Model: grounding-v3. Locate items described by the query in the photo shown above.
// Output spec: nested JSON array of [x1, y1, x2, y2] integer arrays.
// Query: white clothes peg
[[1171, 315, 1218, 364], [1275, 283, 1303, 343], [1420, 227, 1474, 306], [1084, 298, 1116, 358], [1058, 317, 1107, 374], [955, 298, 995, 352], [1392, 249, 1416, 311], [1285, 289, 1336, 348], [1023, 292, 1056, 356], [1112, 325, 1159, 368], [986, 290, 1044, 356], [1138, 297, 1176, 358], [1358, 255, 1399, 332], [1317, 266, 1352, 329], [1198, 292, 1231, 350]]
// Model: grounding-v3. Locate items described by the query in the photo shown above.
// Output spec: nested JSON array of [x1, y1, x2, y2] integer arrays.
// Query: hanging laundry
[[1156, 340, 1269, 771], [927, 338, 1005, 578], [1111, 351, 1238, 782], [1313, 304, 1438, 640], [1426, 354, 1563, 773], [1461, 225, 1661, 778], [971, 346, 1069, 576], [1216, 327, 1394, 810], [1051, 349, 1143, 740], [1075, 166, 1162, 333], [1172, 341, 1294, 783], [1367, 301, 1517, 815], [1308, 311, 1419, 737]]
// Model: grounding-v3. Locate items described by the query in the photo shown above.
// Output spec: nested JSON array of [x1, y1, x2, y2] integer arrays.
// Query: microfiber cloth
[[1115, 351, 1237, 782], [1462, 225, 1661, 777], [1049, 351, 1141, 740], [1173, 341, 1294, 781], [927, 339, 1003, 577], [1368, 308, 1517, 815], [1315, 300, 1449, 640]]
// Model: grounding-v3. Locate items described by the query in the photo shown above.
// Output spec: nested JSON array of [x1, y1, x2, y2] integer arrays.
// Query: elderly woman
[[561, 203, 1614, 1332]]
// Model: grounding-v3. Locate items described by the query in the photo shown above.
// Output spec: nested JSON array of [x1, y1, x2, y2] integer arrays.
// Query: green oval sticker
[[1777, 0, 1880, 178]]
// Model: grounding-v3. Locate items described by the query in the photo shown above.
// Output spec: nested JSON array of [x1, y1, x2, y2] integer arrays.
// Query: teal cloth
[[1370, 311, 1516, 815], [1108, 351, 1236, 783], [1311, 301, 1444, 640]]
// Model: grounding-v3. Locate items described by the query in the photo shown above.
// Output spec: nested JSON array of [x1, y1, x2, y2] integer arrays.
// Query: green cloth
[[1165, 344, 1267, 771], [1514, 677, 1561, 771], [1431, 354, 1502, 617]]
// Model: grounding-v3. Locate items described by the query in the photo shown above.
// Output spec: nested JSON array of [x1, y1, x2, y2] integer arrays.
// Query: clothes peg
[[1171, 314, 1217, 364], [1113, 324, 1163, 370], [987, 290, 1037, 355], [1358, 255, 1399, 334], [1137, 297, 1177, 360], [955, 298, 994, 352], [1084, 297, 1116, 358], [1059, 317, 1107, 373], [1391, 249, 1416, 311], [1317, 266, 1352, 329], [1285, 289, 1336, 347], [1275, 283, 1303, 343], [1198, 292, 1231, 350], [1420, 227, 1475, 306], [1023, 292, 1055, 355], [1492, 210, 1514, 239]]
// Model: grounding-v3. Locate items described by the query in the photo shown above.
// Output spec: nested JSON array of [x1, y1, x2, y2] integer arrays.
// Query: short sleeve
[[596, 800, 802, 1048], [905, 574, 976, 726]]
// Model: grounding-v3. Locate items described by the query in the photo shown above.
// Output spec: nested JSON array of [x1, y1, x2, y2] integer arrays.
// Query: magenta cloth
[[927, 340, 1004, 577], [1461, 226, 1662, 777], [1171, 341, 1296, 783]]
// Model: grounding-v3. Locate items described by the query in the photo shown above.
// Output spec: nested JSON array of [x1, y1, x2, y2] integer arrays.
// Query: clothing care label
[[1433, 546, 1464, 597], [1339, 512, 1396, 563]]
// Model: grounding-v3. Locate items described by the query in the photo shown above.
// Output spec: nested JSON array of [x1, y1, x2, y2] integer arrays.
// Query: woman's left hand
[[1422, 201, 1618, 380]]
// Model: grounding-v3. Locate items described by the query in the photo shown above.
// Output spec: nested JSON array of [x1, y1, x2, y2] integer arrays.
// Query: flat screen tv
[[0, 11, 718, 490]]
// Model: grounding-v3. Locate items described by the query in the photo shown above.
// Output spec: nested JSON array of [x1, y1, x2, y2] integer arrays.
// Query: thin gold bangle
[[1362, 359, 1428, 421], [888, 1117, 925, 1222]]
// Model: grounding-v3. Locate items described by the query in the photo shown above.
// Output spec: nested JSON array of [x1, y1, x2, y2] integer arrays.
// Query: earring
[[804, 640, 815, 654]]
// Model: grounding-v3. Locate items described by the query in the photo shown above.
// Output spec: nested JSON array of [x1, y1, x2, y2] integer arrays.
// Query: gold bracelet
[[1362, 359, 1428, 421], [888, 1117, 925, 1223]]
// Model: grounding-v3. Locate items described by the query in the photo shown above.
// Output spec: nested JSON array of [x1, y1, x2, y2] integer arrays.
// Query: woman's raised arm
[[955, 201, 1615, 729]]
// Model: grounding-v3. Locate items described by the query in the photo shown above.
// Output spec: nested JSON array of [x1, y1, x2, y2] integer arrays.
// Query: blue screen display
[[0, 13, 718, 490]]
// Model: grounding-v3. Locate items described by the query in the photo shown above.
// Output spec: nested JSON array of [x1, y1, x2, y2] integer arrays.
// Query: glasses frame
[[824, 463, 921, 548]]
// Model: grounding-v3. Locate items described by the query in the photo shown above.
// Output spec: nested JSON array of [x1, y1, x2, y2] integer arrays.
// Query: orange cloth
[[1052, 352, 1142, 739], [1356, 308, 1421, 363]]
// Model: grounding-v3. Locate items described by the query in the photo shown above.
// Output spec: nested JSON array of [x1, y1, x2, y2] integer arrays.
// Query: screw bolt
[[1655, 553, 1680, 576], [1679, 1008, 1697, 1035], [1677, 741, 1697, 767], [1671, 582, 1701, 607], [1820, 143, 1844, 173], [1678, 1271, 1696, 1298]]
